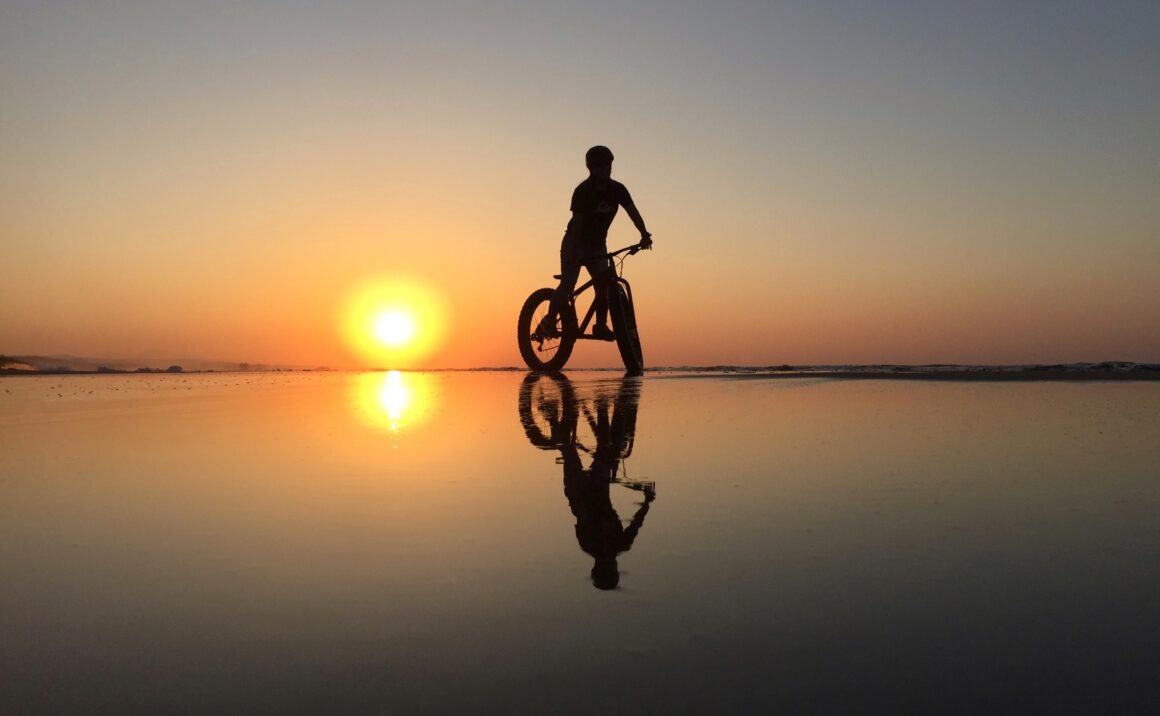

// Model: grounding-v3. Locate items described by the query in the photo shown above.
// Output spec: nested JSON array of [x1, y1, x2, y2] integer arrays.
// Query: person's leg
[[542, 234, 580, 334], [549, 261, 580, 317], [586, 256, 615, 333], [592, 284, 608, 329]]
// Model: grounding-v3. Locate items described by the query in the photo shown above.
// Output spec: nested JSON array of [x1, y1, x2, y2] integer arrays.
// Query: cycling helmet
[[591, 558, 620, 590], [585, 145, 615, 165]]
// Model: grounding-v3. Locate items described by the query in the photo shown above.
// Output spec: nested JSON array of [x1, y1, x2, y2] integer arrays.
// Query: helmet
[[585, 145, 614, 165], [591, 557, 620, 590]]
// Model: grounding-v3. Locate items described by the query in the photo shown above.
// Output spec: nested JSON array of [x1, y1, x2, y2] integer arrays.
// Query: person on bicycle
[[539, 145, 653, 339]]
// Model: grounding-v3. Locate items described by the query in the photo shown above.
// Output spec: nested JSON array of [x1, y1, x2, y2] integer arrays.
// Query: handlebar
[[607, 240, 652, 259]]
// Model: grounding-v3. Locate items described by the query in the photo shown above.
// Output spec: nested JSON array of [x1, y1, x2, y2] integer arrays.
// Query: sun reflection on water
[[353, 370, 434, 434]]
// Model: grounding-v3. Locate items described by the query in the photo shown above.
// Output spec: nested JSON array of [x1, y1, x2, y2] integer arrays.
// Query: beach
[[3, 371, 1158, 713]]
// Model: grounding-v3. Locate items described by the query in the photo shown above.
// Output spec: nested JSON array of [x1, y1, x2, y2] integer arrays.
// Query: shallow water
[[2, 371, 1159, 713]]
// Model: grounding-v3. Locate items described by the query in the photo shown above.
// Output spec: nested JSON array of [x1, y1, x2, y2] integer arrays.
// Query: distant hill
[[0, 354, 309, 373], [0, 357, 39, 372]]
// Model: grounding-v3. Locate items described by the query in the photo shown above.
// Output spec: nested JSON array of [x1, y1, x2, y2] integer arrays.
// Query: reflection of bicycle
[[518, 373, 654, 590], [518, 373, 577, 450], [517, 243, 646, 375], [517, 373, 652, 494]]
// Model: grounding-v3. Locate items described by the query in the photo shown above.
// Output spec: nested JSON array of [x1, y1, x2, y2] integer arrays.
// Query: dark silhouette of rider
[[540, 146, 652, 339], [517, 374, 655, 590], [561, 447, 653, 590], [559, 383, 654, 590]]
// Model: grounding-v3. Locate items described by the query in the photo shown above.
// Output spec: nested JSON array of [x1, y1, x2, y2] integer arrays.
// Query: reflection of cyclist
[[562, 391, 654, 590], [517, 374, 655, 590], [540, 146, 652, 339]]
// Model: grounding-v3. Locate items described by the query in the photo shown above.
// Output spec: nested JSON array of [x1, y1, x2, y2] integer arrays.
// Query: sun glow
[[352, 370, 436, 433], [340, 275, 449, 367]]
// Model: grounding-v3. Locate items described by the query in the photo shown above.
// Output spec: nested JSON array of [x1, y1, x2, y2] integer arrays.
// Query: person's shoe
[[535, 316, 559, 338], [592, 324, 615, 340]]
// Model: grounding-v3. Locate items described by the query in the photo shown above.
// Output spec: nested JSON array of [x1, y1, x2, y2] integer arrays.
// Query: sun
[[339, 274, 449, 368], [374, 310, 415, 347]]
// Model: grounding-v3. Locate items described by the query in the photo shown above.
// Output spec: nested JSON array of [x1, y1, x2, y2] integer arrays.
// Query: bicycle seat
[[553, 274, 562, 280]]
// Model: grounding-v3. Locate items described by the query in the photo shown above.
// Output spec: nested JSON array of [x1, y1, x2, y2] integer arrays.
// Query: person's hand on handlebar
[[639, 232, 653, 250]]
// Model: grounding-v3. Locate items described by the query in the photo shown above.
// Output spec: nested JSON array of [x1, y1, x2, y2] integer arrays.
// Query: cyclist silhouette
[[517, 374, 654, 590], [539, 146, 652, 339]]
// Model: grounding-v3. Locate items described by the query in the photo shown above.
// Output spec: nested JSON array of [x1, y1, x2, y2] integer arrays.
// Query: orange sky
[[3, 2, 1158, 368]]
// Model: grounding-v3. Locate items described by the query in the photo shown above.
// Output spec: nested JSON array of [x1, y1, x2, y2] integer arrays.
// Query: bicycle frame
[[565, 245, 640, 341]]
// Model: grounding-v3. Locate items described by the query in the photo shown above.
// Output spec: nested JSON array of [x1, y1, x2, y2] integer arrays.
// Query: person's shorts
[[560, 233, 612, 277]]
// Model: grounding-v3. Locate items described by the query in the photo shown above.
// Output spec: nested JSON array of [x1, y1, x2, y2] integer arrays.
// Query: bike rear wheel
[[517, 287, 576, 372], [608, 282, 644, 375], [517, 373, 578, 449]]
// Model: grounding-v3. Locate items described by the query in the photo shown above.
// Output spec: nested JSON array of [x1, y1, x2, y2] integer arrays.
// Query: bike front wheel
[[517, 287, 576, 372], [608, 282, 644, 375]]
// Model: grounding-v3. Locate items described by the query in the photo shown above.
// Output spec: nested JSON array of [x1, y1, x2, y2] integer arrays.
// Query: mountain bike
[[517, 373, 653, 494], [517, 243, 647, 375]]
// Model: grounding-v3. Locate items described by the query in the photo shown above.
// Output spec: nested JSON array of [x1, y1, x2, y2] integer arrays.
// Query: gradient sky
[[3, 0, 1158, 368]]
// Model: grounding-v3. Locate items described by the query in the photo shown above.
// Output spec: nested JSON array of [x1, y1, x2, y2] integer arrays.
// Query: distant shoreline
[[3, 365, 1159, 381]]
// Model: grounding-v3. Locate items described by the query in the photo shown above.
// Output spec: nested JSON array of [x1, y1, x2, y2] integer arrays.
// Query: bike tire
[[517, 373, 578, 449], [608, 282, 644, 376], [610, 377, 642, 458], [517, 287, 576, 372]]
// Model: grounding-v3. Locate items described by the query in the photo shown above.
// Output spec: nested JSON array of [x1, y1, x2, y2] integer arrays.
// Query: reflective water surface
[[2, 372, 1159, 713]]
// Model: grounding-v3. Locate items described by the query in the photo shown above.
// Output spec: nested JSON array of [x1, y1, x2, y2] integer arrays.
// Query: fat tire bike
[[517, 243, 647, 375], [517, 373, 653, 494]]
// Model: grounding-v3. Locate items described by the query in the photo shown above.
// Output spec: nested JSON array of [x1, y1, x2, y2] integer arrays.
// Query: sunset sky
[[3, 1, 1157, 368]]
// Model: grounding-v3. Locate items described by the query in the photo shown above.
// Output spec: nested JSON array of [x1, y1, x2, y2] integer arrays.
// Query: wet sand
[[2, 371, 1158, 713], [658, 368, 1160, 381]]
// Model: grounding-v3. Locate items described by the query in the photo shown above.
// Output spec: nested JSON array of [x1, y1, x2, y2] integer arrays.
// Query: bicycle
[[517, 243, 647, 375], [517, 373, 653, 495]]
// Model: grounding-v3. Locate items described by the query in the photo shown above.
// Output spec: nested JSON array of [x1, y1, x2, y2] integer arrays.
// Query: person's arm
[[619, 498, 651, 550], [619, 187, 652, 248]]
